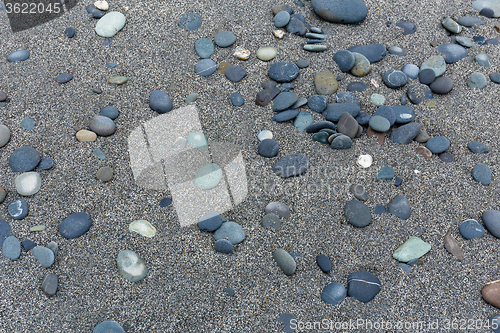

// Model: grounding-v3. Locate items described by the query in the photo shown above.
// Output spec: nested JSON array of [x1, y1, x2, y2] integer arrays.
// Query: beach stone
[[303, 44, 327, 52], [273, 92, 298, 112], [454, 36, 473, 48], [225, 65, 247, 82], [93, 148, 106, 160], [357, 155, 372, 168], [198, 212, 224, 232], [261, 213, 281, 230], [94, 0, 108, 10], [272, 110, 299, 122], [333, 50, 355, 72], [149, 90, 173, 113], [483, 281, 500, 309], [414, 130, 430, 144], [344, 200, 371, 227], [30, 225, 46, 232], [93, 321, 125, 333], [214, 239, 233, 254], [258, 139, 279, 157], [117, 250, 148, 282], [287, 17, 307, 36], [429, 76, 453, 94], [355, 112, 370, 125], [421, 55, 446, 77], [294, 112, 313, 131], [374, 204, 386, 214], [458, 16, 485, 26], [473, 0, 500, 16], [350, 52, 370, 77], [274, 11, 290, 27], [214, 31, 236, 47], [331, 134, 352, 149], [374, 105, 396, 126], [371, 94, 385, 107], [20, 118, 35, 130], [460, 219, 486, 239], [376, 166, 395, 180], [474, 36, 487, 45], [348, 44, 386, 63], [89, 115, 116, 136], [337, 112, 358, 138], [38, 158, 53, 170], [7, 50, 30, 62], [475, 53, 491, 67], [273, 249, 296, 276], [194, 163, 222, 190], [468, 72, 487, 89], [41, 273, 58, 296], [187, 132, 208, 151], [214, 222, 245, 245], [444, 235, 464, 260], [265, 202, 290, 218], [392, 105, 415, 124], [490, 73, 500, 84], [308, 95, 328, 112], [438, 43, 467, 63], [442, 17, 461, 33], [55, 73, 73, 84], [268, 62, 300, 83], [2, 236, 21, 260], [59, 212, 92, 239], [195, 59, 217, 77], [95, 166, 113, 182], [0, 220, 11, 247], [390, 122, 421, 144], [99, 106, 119, 120], [86, 5, 104, 18], [483, 210, 500, 238], [296, 59, 309, 68], [321, 282, 346, 305], [426, 136, 450, 154], [388, 46, 406, 56], [472, 163, 491, 185], [311, 0, 367, 24], [305, 121, 336, 133], [489, 315, 500, 333], [256, 47, 277, 61], [185, 93, 198, 103], [0, 186, 6, 203], [76, 130, 97, 142], [347, 82, 368, 92], [369, 116, 390, 132], [272, 154, 308, 178], [468, 142, 489, 153], [350, 184, 367, 201], [230, 93, 244, 106], [95, 12, 126, 37], [419, 68, 436, 85], [482, 7, 495, 16], [383, 69, 407, 88], [396, 21, 417, 35], [393, 237, 431, 262], [0, 124, 10, 147], [314, 71, 338, 95], [15, 172, 41, 196], [292, 97, 307, 109], [388, 195, 411, 219], [195, 38, 214, 59], [316, 255, 332, 272], [179, 13, 202, 30], [407, 84, 433, 104], [401, 64, 419, 80], [416, 146, 432, 159], [9, 146, 40, 172], [128, 220, 156, 238], [32, 246, 54, 268], [8, 199, 28, 220], [347, 271, 381, 303], [323, 103, 360, 122], [21, 239, 36, 251]]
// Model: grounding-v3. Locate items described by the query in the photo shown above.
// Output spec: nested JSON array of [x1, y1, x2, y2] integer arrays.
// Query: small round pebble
[[419, 68, 436, 85], [383, 69, 407, 88], [258, 139, 279, 158], [195, 38, 214, 59], [214, 31, 236, 47], [179, 13, 202, 30], [195, 59, 217, 77], [89, 115, 116, 136], [37, 158, 54, 170], [214, 239, 233, 254], [344, 200, 371, 227], [401, 64, 419, 79], [198, 212, 224, 232], [374, 204, 386, 214], [230, 93, 244, 106], [93, 321, 126, 333], [214, 222, 245, 244], [8, 199, 28, 220], [468, 142, 489, 153], [321, 282, 346, 305], [459, 219, 486, 239], [96, 166, 113, 182], [55, 73, 73, 84], [9, 146, 40, 172], [99, 106, 119, 119], [258, 130, 273, 141], [296, 59, 309, 68], [316, 254, 332, 272], [426, 136, 450, 154], [388, 195, 411, 219], [64, 27, 75, 38], [32, 246, 55, 268], [0, 124, 10, 147], [2, 236, 21, 260], [265, 202, 290, 218], [21, 118, 35, 130], [467, 72, 487, 89], [472, 163, 491, 185], [15, 172, 41, 196], [429, 76, 453, 94]]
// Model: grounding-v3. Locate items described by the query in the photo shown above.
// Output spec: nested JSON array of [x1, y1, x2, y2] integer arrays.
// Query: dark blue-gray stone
[[374, 105, 396, 126], [287, 17, 307, 35], [265, 202, 290, 218], [329, 133, 354, 149], [258, 139, 279, 158], [272, 110, 299, 122], [468, 72, 487, 89], [401, 64, 419, 80], [195, 38, 214, 59], [344, 200, 371, 227], [160, 198, 172, 207], [179, 13, 202, 30], [459, 219, 485, 239], [438, 43, 467, 63], [32, 246, 54, 268], [278, 313, 296, 333], [439, 152, 455, 162], [483, 210, 500, 238], [480, 7, 494, 17], [262, 80, 277, 90], [457, 16, 485, 27], [279, 83, 295, 92], [321, 282, 346, 305], [195, 59, 217, 77], [214, 31, 236, 47], [9, 146, 40, 172], [305, 121, 336, 133], [294, 111, 314, 131], [388, 195, 411, 219], [21, 239, 36, 251], [296, 59, 309, 68], [355, 112, 370, 125], [42, 273, 58, 296], [21, 118, 35, 130], [149, 90, 173, 113], [198, 212, 224, 232], [8, 199, 28, 220], [407, 84, 433, 104], [225, 65, 246, 82], [99, 106, 119, 120], [473, 36, 486, 45], [374, 204, 386, 214], [261, 213, 281, 230], [308, 95, 327, 112], [7, 49, 30, 62], [347, 271, 381, 303], [0, 219, 11, 247], [59, 212, 92, 239], [93, 321, 126, 333], [224, 287, 235, 296], [272, 154, 308, 178], [86, 5, 104, 18], [396, 21, 417, 35], [38, 157, 54, 170], [347, 82, 368, 91], [426, 136, 450, 154], [274, 11, 291, 27], [335, 92, 359, 104], [468, 142, 489, 153], [486, 38, 499, 45], [455, 36, 473, 48], [392, 105, 415, 124], [2, 236, 20, 260], [311, 0, 367, 24], [323, 103, 360, 122], [64, 27, 75, 38], [490, 73, 500, 83], [213, 221, 245, 244], [214, 239, 233, 254], [230, 93, 244, 106], [401, 95, 408, 105], [376, 166, 395, 180], [390, 122, 421, 144], [489, 315, 500, 333], [419, 68, 436, 85], [472, 164, 491, 185], [333, 50, 355, 72], [316, 254, 332, 272], [55, 73, 73, 83], [268, 62, 300, 83], [383, 69, 407, 88], [291, 13, 305, 22], [347, 44, 387, 63], [273, 92, 298, 111]]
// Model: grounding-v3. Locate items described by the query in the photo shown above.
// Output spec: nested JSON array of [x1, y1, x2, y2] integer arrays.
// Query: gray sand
[[1, 0, 500, 331]]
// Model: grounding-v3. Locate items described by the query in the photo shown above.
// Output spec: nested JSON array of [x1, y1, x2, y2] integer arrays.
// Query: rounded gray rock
[[344, 200, 371, 227], [0, 124, 10, 147], [483, 210, 500, 238], [311, 0, 368, 24], [213, 221, 245, 244], [388, 195, 411, 220], [273, 249, 296, 275], [89, 115, 116, 136]]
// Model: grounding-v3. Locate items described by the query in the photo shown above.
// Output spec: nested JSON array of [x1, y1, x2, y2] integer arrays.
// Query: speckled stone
[[472, 163, 491, 185], [195, 59, 217, 77], [333, 50, 355, 72], [314, 71, 338, 95], [268, 62, 300, 83], [272, 154, 308, 177], [382, 69, 407, 88], [459, 219, 486, 239], [350, 52, 370, 77], [344, 200, 371, 227], [273, 249, 296, 275], [393, 237, 431, 262], [420, 55, 446, 77], [225, 65, 247, 82], [467, 72, 487, 89], [9, 146, 40, 172], [388, 195, 411, 219]]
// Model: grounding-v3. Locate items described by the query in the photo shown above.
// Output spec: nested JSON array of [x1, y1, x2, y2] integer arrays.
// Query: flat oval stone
[[308, 95, 328, 112], [256, 46, 278, 61], [344, 200, 371, 227], [347, 82, 368, 92], [402, 64, 419, 79], [265, 202, 290, 217], [225, 65, 247, 82], [194, 163, 222, 190], [9, 146, 40, 172], [430, 76, 453, 94], [369, 115, 390, 132], [195, 59, 217, 77], [426, 136, 450, 154], [468, 141, 489, 153], [230, 92, 244, 106], [187, 132, 208, 151], [311, 0, 367, 24], [258, 139, 279, 157], [93, 148, 106, 160], [371, 93, 385, 107], [214, 221, 245, 244], [195, 38, 214, 59], [350, 52, 370, 76], [108, 76, 128, 85], [347, 271, 381, 303], [86, 5, 104, 18], [383, 69, 407, 88], [272, 154, 308, 178], [296, 59, 309, 68], [316, 254, 332, 272], [392, 105, 415, 124], [261, 213, 281, 230], [93, 321, 126, 333], [214, 31, 236, 47], [179, 13, 202, 30], [331, 134, 352, 149], [460, 219, 486, 239], [442, 17, 461, 33], [99, 106, 119, 119], [272, 110, 299, 122], [475, 52, 491, 67], [117, 250, 148, 282], [393, 236, 431, 262], [32, 246, 55, 268], [355, 112, 371, 125], [303, 44, 327, 52], [273, 249, 296, 275], [8, 199, 28, 220], [293, 111, 313, 131], [388, 46, 406, 56], [0, 124, 10, 147], [59, 212, 92, 239], [0, 219, 11, 246], [198, 212, 224, 231], [185, 93, 198, 103], [38, 158, 53, 170], [2, 236, 21, 260], [312, 131, 330, 144], [483, 210, 500, 238], [457, 16, 485, 26], [268, 62, 300, 83], [214, 239, 233, 254], [76, 130, 97, 142], [7, 50, 30, 62], [419, 68, 436, 85], [438, 43, 467, 63], [396, 21, 417, 35], [89, 115, 116, 136], [95, 12, 126, 37], [55, 73, 73, 84], [305, 121, 336, 133], [348, 44, 387, 63], [333, 50, 355, 72], [15, 172, 41, 196], [274, 10, 290, 27], [388, 195, 411, 219], [129, 220, 156, 237], [456, 36, 473, 48], [421, 55, 446, 77], [321, 282, 346, 305], [468, 72, 487, 89], [350, 184, 367, 201], [444, 235, 464, 260], [149, 90, 173, 113], [21, 119, 34, 130], [273, 92, 298, 111], [376, 166, 395, 180], [41, 273, 58, 296], [314, 71, 338, 95], [472, 163, 491, 185], [323, 103, 360, 122], [390, 123, 421, 144], [483, 280, 500, 309], [374, 105, 396, 126]]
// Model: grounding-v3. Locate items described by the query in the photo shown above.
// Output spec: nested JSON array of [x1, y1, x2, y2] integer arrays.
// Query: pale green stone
[[303, 44, 327, 52], [129, 220, 157, 238], [393, 236, 431, 262], [187, 132, 208, 151], [30, 225, 46, 232], [116, 250, 148, 282], [256, 47, 278, 61], [185, 93, 198, 103], [109, 76, 128, 85], [371, 93, 385, 106], [194, 163, 222, 190], [95, 12, 126, 37]]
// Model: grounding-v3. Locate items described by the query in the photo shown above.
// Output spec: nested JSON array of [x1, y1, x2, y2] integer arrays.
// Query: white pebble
[[234, 47, 250, 60], [94, 0, 109, 10], [273, 30, 285, 38], [15, 172, 41, 196], [258, 130, 273, 141], [356, 155, 373, 168], [129, 220, 157, 238]]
